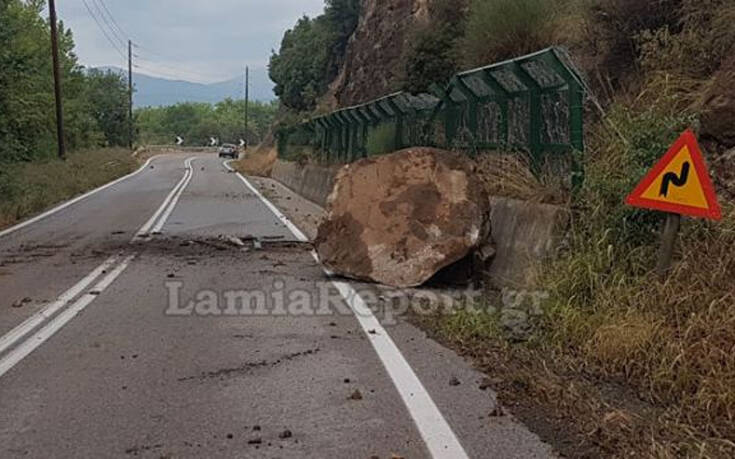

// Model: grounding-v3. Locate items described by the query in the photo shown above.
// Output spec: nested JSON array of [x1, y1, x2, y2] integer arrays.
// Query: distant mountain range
[[95, 66, 276, 108]]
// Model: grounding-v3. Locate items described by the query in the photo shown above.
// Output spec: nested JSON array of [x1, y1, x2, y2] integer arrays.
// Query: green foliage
[[366, 123, 397, 156], [579, 104, 696, 246], [0, 0, 130, 162], [135, 99, 277, 146], [402, 0, 467, 94], [460, 0, 560, 68], [85, 69, 130, 147], [269, 0, 360, 112]]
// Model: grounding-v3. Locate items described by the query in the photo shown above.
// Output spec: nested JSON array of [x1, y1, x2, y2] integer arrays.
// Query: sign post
[[655, 213, 681, 278], [625, 130, 721, 279]]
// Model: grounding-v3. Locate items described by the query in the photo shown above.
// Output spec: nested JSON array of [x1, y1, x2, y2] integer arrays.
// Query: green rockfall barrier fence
[[277, 47, 588, 186]]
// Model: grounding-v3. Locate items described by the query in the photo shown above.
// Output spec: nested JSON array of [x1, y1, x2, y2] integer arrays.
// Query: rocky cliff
[[324, 0, 429, 108]]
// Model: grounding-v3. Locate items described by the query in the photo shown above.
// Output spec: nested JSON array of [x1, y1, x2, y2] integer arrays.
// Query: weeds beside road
[[0, 148, 137, 231]]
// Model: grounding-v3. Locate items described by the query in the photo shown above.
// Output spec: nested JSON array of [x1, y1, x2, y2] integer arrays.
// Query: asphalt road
[[0, 154, 554, 458]]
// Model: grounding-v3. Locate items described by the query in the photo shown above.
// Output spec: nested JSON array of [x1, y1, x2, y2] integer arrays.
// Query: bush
[[402, 0, 467, 93], [586, 0, 683, 85], [637, 0, 735, 78], [460, 0, 559, 68]]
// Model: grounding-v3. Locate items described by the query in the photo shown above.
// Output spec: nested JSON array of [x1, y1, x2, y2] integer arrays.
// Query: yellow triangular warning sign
[[626, 130, 721, 220]]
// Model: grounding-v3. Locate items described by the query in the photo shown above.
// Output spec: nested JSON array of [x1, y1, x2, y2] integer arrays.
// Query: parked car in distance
[[218, 144, 239, 159]]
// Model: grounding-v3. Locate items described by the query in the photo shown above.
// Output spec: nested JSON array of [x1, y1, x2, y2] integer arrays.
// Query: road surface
[[0, 154, 553, 458]]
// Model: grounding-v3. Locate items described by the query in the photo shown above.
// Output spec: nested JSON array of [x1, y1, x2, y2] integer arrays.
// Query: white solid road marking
[[330, 280, 469, 459], [135, 157, 197, 239], [0, 156, 159, 240], [0, 156, 197, 379], [223, 161, 309, 242], [0, 256, 119, 356], [151, 157, 196, 234], [0, 256, 135, 379], [225, 161, 469, 459]]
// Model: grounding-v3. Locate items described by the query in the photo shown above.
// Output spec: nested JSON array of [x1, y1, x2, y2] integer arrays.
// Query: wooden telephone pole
[[128, 40, 133, 149], [244, 66, 249, 147], [48, 0, 66, 160]]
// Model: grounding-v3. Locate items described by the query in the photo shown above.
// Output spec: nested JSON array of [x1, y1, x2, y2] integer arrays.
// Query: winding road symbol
[[626, 129, 722, 220], [659, 161, 690, 197]]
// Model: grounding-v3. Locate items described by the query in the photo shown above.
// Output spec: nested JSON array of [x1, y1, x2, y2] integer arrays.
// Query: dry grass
[[538, 204, 735, 457], [473, 152, 571, 204], [0, 148, 137, 230]]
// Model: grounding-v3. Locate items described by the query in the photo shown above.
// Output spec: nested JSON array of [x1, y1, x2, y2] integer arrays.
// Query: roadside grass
[[411, 80, 735, 456], [0, 148, 137, 230], [473, 152, 571, 205]]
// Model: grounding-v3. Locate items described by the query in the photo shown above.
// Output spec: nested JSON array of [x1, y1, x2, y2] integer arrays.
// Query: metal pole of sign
[[656, 212, 681, 279]]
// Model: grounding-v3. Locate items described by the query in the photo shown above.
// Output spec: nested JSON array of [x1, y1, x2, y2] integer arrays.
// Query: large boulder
[[701, 55, 735, 148], [315, 148, 491, 288]]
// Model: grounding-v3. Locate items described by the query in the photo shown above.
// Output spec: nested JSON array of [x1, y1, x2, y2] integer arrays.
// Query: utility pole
[[48, 0, 66, 160], [244, 66, 249, 147], [128, 40, 133, 149]]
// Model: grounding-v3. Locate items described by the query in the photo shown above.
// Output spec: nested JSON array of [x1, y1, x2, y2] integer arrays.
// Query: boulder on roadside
[[315, 147, 492, 288]]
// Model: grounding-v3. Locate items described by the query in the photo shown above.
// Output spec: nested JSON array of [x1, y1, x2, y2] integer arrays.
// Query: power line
[[133, 52, 220, 82], [90, 0, 125, 48], [81, 0, 125, 60], [96, 0, 130, 42], [82, 3, 226, 84], [132, 63, 206, 82]]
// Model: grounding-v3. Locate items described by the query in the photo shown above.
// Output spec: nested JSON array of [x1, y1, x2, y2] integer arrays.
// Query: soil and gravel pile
[[315, 147, 492, 288]]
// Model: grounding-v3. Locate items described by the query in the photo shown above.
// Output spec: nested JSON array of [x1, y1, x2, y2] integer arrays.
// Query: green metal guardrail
[[278, 47, 587, 182]]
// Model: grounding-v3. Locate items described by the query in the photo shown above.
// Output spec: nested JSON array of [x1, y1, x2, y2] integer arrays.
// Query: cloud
[[56, 0, 325, 83]]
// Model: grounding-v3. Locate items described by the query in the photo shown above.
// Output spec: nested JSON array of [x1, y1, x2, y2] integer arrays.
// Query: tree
[[85, 69, 131, 146], [269, 0, 361, 112], [0, 0, 128, 161]]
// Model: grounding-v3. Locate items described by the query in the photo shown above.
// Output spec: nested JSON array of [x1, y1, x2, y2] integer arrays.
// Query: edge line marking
[[224, 160, 468, 458]]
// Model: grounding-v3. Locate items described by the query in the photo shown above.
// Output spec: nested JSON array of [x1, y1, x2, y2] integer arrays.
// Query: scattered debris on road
[[349, 389, 363, 400], [11, 297, 32, 308], [315, 148, 493, 288]]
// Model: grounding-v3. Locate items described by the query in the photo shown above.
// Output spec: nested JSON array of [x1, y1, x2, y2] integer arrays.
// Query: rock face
[[701, 55, 735, 148], [324, 0, 429, 108], [315, 148, 491, 288]]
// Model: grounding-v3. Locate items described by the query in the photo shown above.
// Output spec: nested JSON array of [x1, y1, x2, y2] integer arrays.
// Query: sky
[[54, 0, 325, 83]]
